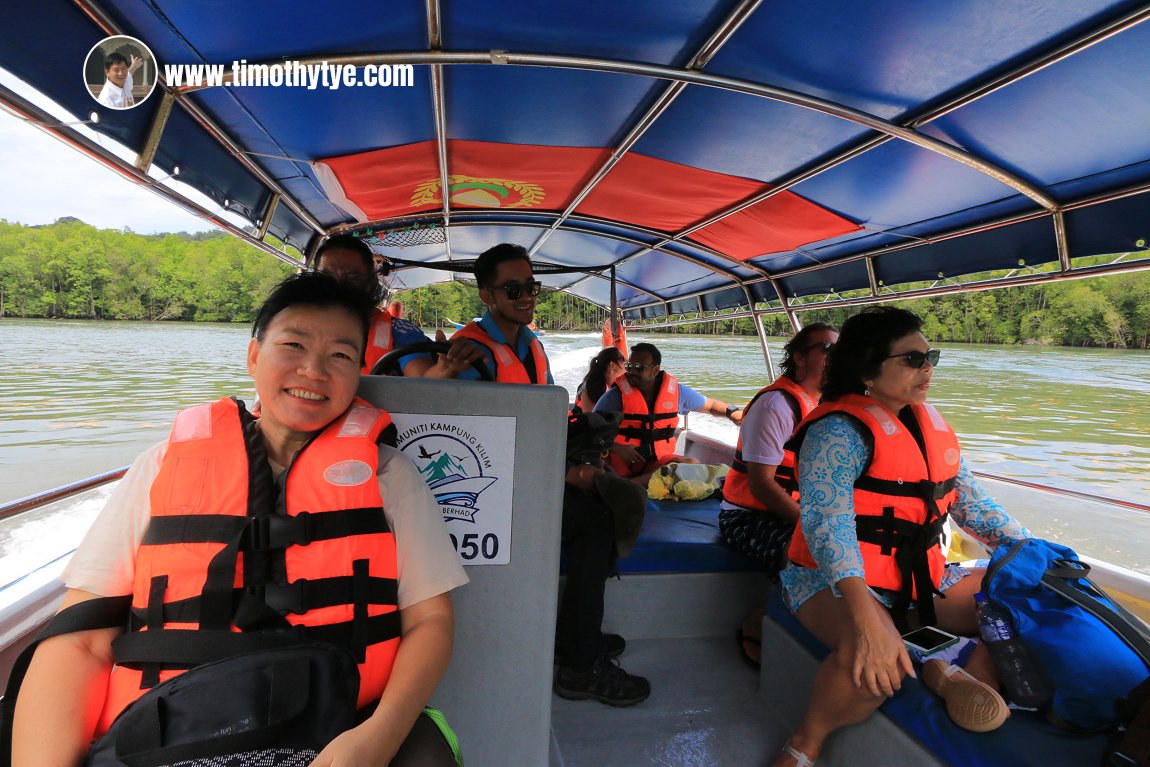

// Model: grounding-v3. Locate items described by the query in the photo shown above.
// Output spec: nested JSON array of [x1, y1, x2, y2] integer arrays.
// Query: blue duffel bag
[[983, 538, 1150, 731]]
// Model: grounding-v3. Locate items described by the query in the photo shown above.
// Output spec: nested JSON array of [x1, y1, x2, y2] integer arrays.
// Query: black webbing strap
[[855, 511, 948, 630], [111, 612, 401, 669], [1, 595, 132, 767], [140, 576, 169, 688], [143, 507, 390, 549], [142, 515, 246, 545], [132, 575, 399, 624], [111, 629, 307, 670], [617, 425, 676, 442], [853, 475, 956, 503], [728, 457, 798, 495], [246, 507, 389, 551], [619, 412, 679, 426], [351, 559, 370, 662]]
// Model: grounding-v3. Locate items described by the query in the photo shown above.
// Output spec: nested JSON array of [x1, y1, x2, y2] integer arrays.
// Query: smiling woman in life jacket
[[12, 273, 468, 767], [769, 307, 1034, 767]]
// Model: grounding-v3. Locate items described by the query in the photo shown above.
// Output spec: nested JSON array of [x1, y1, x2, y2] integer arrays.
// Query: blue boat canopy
[[4, 0, 1150, 323]]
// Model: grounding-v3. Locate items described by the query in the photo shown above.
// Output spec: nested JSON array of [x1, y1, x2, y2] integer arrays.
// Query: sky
[[0, 70, 217, 235]]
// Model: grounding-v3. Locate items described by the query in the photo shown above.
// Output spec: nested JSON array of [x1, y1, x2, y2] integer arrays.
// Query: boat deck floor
[[549, 635, 784, 766]]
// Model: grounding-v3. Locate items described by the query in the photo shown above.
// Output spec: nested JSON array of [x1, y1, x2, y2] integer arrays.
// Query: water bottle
[[973, 591, 1052, 709]]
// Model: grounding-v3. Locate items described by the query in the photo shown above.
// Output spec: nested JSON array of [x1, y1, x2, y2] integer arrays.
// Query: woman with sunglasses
[[770, 307, 1032, 767], [574, 347, 627, 413]]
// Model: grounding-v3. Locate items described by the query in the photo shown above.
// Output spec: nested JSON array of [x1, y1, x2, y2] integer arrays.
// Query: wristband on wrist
[[725, 404, 738, 418]]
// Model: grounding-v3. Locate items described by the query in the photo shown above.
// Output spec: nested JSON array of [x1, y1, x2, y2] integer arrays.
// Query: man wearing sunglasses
[[593, 342, 745, 482], [719, 323, 838, 667], [450, 247, 649, 706], [450, 244, 553, 384]]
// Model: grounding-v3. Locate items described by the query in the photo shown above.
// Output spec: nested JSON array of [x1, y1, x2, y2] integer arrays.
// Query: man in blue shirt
[[451, 244, 553, 384], [452, 245, 649, 705], [594, 342, 743, 480]]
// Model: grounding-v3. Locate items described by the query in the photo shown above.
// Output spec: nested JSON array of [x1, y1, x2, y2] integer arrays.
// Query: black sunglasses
[[490, 280, 543, 300], [884, 348, 941, 368], [804, 341, 835, 353], [624, 363, 656, 372]]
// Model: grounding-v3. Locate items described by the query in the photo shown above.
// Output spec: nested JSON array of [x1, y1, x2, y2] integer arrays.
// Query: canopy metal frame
[[5, 0, 1148, 327]]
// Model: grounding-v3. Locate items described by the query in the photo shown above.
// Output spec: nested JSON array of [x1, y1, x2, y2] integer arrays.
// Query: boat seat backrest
[[356, 376, 568, 767]]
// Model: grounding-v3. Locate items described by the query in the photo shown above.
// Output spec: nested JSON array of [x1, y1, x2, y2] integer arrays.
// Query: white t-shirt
[[97, 72, 134, 108], [737, 390, 801, 466], [63, 441, 468, 610]]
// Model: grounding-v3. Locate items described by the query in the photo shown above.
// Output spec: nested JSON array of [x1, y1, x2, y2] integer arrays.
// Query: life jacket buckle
[[247, 517, 272, 551], [262, 579, 309, 615], [247, 512, 315, 550]]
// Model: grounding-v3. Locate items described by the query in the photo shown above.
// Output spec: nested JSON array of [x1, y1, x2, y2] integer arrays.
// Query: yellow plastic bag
[[647, 463, 729, 501]]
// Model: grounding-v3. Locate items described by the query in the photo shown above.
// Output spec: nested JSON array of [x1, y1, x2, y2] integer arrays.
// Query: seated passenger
[[771, 307, 1032, 767], [450, 243, 552, 383], [593, 342, 743, 483], [554, 412, 650, 707], [12, 273, 468, 766], [440, 245, 646, 704], [315, 234, 483, 378], [719, 323, 837, 667], [573, 347, 626, 413]]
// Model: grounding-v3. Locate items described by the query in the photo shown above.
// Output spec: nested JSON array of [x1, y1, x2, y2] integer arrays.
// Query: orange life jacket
[[363, 307, 394, 374], [97, 396, 400, 734], [452, 321, 549, 384], [723, 376, 818, 511], [787, 394, 960, 627], [608, 372, 679, 475]]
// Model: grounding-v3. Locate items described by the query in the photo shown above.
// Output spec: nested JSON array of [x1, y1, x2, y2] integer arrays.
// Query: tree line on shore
[[1, 219, 1147, 349]]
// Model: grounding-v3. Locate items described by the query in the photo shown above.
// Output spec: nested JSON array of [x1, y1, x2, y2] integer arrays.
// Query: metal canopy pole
[[609, 266, 619, 338], [741, 285, 775, 380]]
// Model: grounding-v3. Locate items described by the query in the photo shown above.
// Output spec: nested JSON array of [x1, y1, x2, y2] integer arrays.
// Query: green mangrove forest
[[2, 219, 1147, 349]]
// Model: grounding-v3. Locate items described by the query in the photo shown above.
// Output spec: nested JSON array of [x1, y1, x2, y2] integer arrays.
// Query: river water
[[2, 319, 1149, 584]]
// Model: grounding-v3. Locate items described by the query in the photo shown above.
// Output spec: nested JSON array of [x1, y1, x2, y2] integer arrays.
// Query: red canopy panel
[[576, 153, 860, 260], [319, 139, 859, 260]]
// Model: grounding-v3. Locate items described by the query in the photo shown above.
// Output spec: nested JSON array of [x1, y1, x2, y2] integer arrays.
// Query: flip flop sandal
[[735, 627, 761, 670]]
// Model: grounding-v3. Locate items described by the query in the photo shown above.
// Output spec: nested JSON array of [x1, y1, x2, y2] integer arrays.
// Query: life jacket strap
[[853, 475, 956, 502], [855, 511, 948, 629], [142, 507, 390, 550], [620, 412, 679, 425], [111, 612, 401, 671], [617, 425, 676, 442], [130, 575, 399, 625]]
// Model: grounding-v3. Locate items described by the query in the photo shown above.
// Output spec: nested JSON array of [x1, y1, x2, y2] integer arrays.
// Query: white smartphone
[[901, 626, 961, 655]]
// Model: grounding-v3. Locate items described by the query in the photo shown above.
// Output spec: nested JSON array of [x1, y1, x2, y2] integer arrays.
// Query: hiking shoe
[[554, 656, 651, 707], [922, 659, 1010, 732], [554, 633, 626, 666]]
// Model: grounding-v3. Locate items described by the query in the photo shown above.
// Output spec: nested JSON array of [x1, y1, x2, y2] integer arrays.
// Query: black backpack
[[2, 597, 359, 767]]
